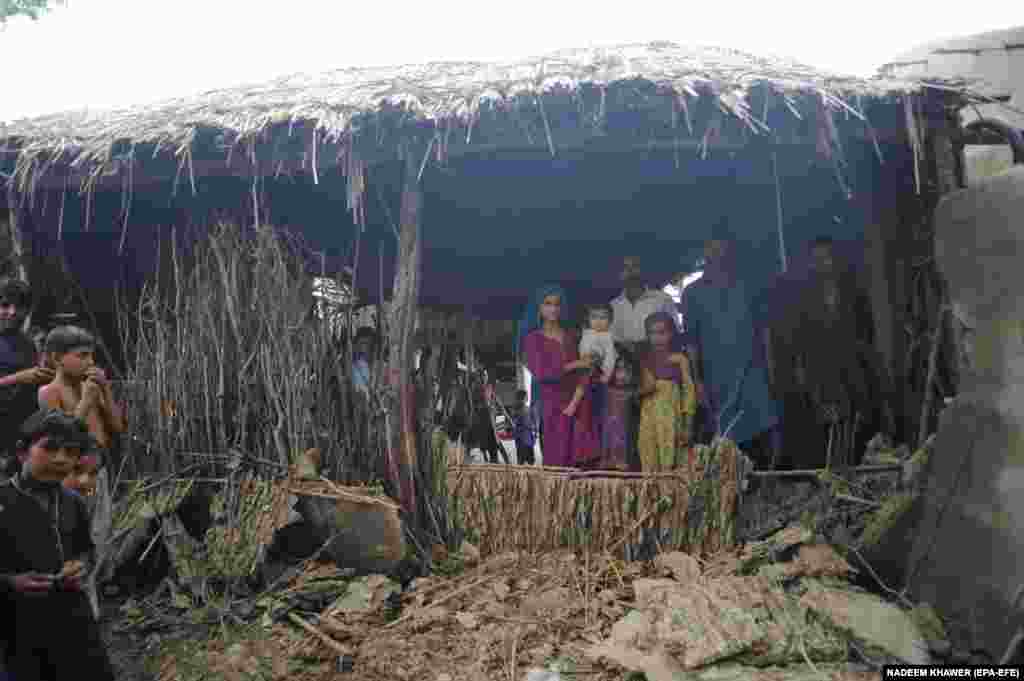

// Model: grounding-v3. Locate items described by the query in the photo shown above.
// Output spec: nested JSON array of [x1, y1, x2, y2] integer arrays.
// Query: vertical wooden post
[[5, 185, 29, 283], [861, 166, 908, 441], [387, 152, 424, 521]]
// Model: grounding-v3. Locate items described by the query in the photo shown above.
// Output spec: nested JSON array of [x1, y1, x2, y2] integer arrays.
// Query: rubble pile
[[146, 523, 939, 681], [128, 433, 968, 680]]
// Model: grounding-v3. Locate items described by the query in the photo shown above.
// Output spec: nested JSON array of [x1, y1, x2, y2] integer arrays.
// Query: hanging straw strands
[[1, 41, 956, 222]]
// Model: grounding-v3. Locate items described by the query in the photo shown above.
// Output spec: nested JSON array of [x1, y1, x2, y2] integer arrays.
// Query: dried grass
[[0, 42, 952, 205], [448, 439, 741, 558], [118, 222, 379, 481]]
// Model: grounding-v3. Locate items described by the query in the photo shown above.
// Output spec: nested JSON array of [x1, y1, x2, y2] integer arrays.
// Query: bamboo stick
[[288, 612, 351, 657], [748, 464, 902, 478], [383, 575, 490, 629], [918, 303, 949, 449]]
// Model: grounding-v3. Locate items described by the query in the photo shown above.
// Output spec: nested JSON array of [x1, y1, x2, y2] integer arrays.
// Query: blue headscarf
[[517, 284, 571, 358], [516, 284, 570, 412]]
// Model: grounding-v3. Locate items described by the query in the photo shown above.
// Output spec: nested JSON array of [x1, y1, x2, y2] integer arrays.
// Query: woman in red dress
[[520, 285, 600, 468]]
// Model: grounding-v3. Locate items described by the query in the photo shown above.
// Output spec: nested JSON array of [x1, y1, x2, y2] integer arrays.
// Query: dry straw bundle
[[447, 438, 741, 557], [119, 222, 381, 481]]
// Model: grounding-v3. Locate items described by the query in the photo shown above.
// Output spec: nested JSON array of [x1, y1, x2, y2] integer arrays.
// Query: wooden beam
[[387, 147, 424, 520]]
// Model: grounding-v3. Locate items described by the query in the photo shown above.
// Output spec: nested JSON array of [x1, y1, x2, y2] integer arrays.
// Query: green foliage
[[1, 0, 63, 24]]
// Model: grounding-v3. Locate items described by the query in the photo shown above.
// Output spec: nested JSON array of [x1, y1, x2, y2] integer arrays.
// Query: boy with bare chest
[[37, 327, 125, 451]]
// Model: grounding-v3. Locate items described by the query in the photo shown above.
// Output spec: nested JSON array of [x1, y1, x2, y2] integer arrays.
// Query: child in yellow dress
[[637, 311, 697, 472]]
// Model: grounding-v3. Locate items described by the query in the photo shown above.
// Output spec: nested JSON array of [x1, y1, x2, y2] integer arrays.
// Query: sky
[[1, 0, 1022, 123]]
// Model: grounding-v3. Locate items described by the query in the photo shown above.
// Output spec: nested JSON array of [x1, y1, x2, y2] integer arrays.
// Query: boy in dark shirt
[[0, 280, 54, 476], [0, 409, 116, 681]]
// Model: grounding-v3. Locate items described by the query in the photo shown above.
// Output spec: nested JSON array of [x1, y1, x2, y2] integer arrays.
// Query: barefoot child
[[0, 409, 117, 681], [564, 304, 616, 420], [637, 312, 696, 472]]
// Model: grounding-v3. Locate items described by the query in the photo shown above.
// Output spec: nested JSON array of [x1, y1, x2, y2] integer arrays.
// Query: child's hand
[[58, 560, 85, 591], [82, 379, 103, 404], [86, 367, 109, 386], [58, 560, 85, 580]]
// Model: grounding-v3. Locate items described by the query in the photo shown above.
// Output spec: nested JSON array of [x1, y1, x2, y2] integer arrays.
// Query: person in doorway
[[0, 279, 53, 478], [520, 285, 600, 468], [683, 237, 780, 465], [510, 390, 536, 466], [637, 312, 697, 472], [781, 237, 889, 468], [610, 257, 678, 471], [0, 409, 117, 681]]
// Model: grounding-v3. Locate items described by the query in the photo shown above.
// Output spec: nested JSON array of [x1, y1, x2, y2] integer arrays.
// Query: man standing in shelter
[[610, 256, 678, 470], [779, 237, 889, 468], [683, 238, 780, 465], [610, 256, 679, 357]]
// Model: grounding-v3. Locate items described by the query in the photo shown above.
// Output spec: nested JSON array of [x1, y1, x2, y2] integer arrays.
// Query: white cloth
[[579, 329, 617, 379], [610, 288, 679, 344]]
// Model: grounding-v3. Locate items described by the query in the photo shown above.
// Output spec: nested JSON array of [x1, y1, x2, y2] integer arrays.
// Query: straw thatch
[[446, 438, 741, 558], [0, 42, 953, 200]]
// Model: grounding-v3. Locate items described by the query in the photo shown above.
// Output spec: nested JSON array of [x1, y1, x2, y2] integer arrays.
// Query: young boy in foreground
[[39, 327, 125, 622], [0, 409, 117, 680], [38, 326, 125, 451]]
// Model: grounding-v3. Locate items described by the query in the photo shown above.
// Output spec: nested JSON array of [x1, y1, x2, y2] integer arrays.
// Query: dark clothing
[[511, 406, 536, 465], [684, 278, 779, 444], [773, 267, 886, 469], [0, 477, 115, 681], [0, 332, 37, 457]]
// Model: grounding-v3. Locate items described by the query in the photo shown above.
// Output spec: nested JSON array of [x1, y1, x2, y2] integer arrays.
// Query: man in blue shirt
[[683, 239, 781, 465]]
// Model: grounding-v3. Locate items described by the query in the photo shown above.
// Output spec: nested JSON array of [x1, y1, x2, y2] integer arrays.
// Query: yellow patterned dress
[[638, 352, 697, 472]]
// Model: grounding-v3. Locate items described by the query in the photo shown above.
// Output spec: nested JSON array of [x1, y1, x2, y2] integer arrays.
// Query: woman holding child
[[520, 286, 600, 468]]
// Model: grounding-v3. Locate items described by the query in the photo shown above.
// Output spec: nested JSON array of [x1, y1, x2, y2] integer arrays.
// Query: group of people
[[0, 278, 122, 681], [517, 235, 888, 474]]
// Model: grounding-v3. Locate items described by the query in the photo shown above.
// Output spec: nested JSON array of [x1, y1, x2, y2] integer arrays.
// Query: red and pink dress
[[523, 329, 600, 468]]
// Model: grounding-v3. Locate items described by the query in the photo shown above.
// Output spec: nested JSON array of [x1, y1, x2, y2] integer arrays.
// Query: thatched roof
[[0, 41, 964, 199]]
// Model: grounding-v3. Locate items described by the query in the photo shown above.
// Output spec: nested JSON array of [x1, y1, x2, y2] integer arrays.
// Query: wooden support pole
[[388, 151, 424, 521], [4, 184, 28, 284]]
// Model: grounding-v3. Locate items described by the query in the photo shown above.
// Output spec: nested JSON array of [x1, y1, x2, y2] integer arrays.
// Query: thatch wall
[[446, 439, 741, 558]]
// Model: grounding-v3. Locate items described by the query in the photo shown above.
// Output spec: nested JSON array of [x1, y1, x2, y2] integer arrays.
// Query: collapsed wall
[[908, 165, 1024, 658]]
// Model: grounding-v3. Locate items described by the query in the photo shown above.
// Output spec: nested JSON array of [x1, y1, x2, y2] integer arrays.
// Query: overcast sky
[[1, 0, 1021, 122]]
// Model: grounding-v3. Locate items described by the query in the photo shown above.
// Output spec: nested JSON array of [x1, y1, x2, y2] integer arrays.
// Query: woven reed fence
[[446, 439, 741, 558]]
